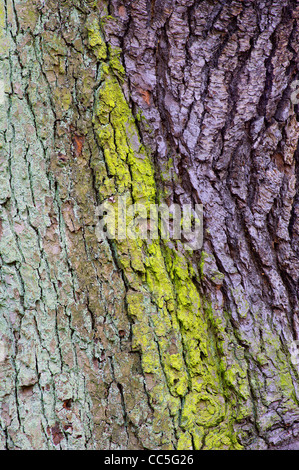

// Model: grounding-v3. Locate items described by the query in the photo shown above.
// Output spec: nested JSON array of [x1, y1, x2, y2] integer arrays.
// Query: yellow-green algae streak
[[88, 15, 245, 450]]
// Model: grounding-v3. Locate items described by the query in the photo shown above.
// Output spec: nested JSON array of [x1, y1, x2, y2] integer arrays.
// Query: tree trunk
[[1, 0, 299, 450]]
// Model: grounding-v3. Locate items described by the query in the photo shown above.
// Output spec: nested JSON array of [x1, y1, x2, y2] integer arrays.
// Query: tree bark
[[1, 0, 299, 450]]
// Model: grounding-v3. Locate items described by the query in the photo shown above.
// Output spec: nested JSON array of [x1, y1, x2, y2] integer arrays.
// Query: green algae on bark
[[88, 14, 247, 450]]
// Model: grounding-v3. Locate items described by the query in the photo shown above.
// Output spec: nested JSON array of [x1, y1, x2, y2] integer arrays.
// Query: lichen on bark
[[89, 14, 254, 448], [1, 0, 299, 451]]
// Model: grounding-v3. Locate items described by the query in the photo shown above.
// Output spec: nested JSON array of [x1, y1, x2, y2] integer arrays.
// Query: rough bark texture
[[1, 0, 299, 450]]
